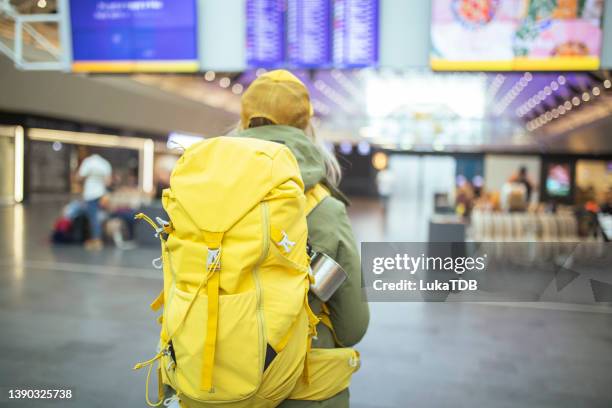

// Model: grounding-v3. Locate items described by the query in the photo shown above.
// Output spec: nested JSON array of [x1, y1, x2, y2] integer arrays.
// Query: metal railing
[[0, 0, 67, 70]]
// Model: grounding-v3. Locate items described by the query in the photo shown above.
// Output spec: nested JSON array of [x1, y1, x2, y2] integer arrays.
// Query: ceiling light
[[357, 141, 371, 155], [231, 83, 243, 94], [401, 142, 414, 151], [37, 0, 46, 8], [204, 71, 215, 81], [372, 152, 388, 170], [582, 92, 590, 102], [339, 141, 353, 155], [433, 142, 445, 152], [219, 77, 231, 88], [557, 75, 566, 85], [604, 79, 611, 89], [564, 101, 572, 110], [572, 97, 580, 106], [592, 87, 601, 96]]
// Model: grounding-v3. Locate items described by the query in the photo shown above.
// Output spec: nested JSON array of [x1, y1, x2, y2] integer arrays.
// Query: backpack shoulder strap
[[305, 185, 344, 345], [318, 302, 345, 347], [305, 183, 331, 216]]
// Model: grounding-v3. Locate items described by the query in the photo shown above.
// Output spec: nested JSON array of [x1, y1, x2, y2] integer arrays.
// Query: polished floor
[[1, 198, 612, 408]]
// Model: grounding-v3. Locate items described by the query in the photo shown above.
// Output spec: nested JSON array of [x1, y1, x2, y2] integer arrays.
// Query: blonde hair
[[303, 122, 341, 187], [234, 118, 342, 187]]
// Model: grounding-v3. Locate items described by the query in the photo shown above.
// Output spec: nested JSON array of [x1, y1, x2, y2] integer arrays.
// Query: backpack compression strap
[[305, 183, 331, 215], [201, 231, 224, 393]]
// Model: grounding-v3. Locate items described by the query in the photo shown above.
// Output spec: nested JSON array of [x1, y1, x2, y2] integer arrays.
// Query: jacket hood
[[238, 125, 326, 190]]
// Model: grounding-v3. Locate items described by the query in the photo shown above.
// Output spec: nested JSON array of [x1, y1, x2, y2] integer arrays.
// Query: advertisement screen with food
[[431, 0, 605, 71]]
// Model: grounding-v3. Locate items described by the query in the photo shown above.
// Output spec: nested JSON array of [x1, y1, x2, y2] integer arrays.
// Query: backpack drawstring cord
[[133, 350, 165, 407]]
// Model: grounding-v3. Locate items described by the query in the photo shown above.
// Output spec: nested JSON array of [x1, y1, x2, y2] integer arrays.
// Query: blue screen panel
[[246, 0, 379, 68], [246, 0, 286, 68], [70, 0, 199, 72], [333, 0, 379, 67], [287, 0, 332, 68]]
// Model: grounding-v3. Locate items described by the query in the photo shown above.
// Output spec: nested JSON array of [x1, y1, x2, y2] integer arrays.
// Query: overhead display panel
[[333, 0, 379, 67], [246, 0, 379, 68], [70, 0, 199, 73], [246, 0, 286, 68], [287, 0, 332, 67], [431, 0, 605, 71]]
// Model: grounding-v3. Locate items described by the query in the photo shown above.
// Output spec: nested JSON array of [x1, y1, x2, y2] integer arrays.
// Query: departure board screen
[[246, 0, 379, 68], [333, 0, 379, 67], [246, 0, 286, 67], [287, 0, 332, 67], [70, 0, 199, 73]]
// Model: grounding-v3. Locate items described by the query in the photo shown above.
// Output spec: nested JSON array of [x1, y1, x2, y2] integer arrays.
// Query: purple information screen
[[246, 0, 286, 67], [69, 0, 198, 72], [333, 0, 379, 67], [246, 0, 378, 68], [287, 0, 332, 67]]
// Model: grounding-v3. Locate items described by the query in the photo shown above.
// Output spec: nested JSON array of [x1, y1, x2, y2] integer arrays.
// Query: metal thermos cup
[[309, 252, 348, 302]]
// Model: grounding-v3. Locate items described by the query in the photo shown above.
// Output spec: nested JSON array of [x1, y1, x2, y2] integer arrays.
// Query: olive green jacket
[[239, 125, 370, 408]]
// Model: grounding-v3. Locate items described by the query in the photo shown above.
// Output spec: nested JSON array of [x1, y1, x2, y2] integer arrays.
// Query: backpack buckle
[[206, 248, 221, 271]]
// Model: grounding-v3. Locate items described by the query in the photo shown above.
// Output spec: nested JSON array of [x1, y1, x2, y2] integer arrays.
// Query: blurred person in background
[[598, 188, 612, 241], [473, 190, 501, 212], [77, 147, 112, 250], [501, 166, 535, 212], [455, 175, 475, 217], [237, 69, 369, 408], [515, 165, 534, 203], [154, 154, 178, 199], [472, 175, 484, 198], [600, 188, 612, 215], [376, 165, 395, 215]]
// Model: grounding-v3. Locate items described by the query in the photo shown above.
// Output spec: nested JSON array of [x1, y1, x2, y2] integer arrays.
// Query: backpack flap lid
[[169, 137, 304, 233]]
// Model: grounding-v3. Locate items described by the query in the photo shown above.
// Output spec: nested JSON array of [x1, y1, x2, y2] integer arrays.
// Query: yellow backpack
[[134, 137, 359, 408]]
